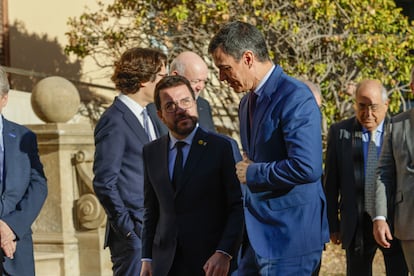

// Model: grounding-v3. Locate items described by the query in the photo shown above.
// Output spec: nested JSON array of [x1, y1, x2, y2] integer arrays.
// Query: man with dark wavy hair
[[93, 47, 167, 275]]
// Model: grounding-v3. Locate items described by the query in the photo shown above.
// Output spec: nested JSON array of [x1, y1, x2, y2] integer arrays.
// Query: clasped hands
[[0, 220, 16, 259]]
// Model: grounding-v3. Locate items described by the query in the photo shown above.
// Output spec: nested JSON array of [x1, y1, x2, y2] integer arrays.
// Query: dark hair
[[154, 75, 195, 110], [208, 21, 270, 62], [111, 47, 167, 95]]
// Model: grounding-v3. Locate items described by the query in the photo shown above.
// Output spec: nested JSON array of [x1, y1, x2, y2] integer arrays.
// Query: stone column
[[28, 77, 111, 276]]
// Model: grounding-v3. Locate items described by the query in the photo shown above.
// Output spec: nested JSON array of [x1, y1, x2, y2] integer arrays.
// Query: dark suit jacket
[[239, 65, 329, 259], [141, 127, 244, 276], [147, 96, 215, 136], [1, 117, 48, 275], [325, 116, 391, 249], [196, 97, 215, 132], [93, 97, 160, 248]]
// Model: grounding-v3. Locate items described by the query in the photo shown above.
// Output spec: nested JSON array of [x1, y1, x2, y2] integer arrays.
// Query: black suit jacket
[[324, 116, 391, 249], [142, 127, 243, 276], [146, 96, 215, 136]]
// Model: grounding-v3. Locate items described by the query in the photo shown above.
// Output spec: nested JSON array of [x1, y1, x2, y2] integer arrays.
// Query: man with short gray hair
[[325, 79, 407, 275]]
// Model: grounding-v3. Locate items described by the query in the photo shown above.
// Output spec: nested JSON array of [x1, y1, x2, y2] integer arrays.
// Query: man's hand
[[0, 220, 16, 259], [330, 232, 342, 245], [373, 220, 392, 248], [203, 252, 231, 276], [236, 153, 252, 184], [140, 261, 152, 276]]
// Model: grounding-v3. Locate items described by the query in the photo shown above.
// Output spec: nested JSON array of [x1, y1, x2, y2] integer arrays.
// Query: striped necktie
[[364, 131, 378, 217]]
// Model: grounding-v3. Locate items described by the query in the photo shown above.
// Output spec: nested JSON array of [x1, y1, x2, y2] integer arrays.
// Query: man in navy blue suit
[[0, 67, 48, 275], [209, 21, 329, 275], [93, 48, 167, 276]]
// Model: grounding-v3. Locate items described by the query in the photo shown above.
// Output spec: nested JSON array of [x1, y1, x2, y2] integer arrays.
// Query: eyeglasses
[[163, 97, 194, 113], [189, 79, 207, 85], [357, 103, 381, 112]]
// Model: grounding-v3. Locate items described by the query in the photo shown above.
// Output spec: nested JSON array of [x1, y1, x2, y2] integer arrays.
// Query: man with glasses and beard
[[140, 76, 243, 276]]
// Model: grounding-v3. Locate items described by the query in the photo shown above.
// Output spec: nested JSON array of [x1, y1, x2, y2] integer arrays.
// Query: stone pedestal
[[28, 123, 111, 276]]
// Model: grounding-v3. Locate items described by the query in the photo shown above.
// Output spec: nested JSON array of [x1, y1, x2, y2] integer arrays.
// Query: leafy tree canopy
[[65, 0, 414, 136]]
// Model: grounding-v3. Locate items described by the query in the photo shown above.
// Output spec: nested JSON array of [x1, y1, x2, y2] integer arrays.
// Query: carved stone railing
[[73, 150, 106, 230]]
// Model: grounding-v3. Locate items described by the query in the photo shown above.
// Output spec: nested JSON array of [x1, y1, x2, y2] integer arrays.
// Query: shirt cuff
[[141, 258, 152, 262], [216, 250, 232, 260], [372, 216, 386, 221]]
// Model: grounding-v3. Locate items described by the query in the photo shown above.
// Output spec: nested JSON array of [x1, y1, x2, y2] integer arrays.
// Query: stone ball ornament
[[31, 76, 81, 123]]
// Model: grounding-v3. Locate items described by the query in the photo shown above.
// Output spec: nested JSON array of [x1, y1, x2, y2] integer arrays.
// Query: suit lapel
[[249, 67, 282, 155], [156, 136, 175, 196], [351, 118, 364, 189], [175, 128, 208, 194], [405, 109, 414, 165], [114, 98, 150, 144], [2, 119, 17, 179]]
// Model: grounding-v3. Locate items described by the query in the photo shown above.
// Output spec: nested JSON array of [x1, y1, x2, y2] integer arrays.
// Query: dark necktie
[[249, 91, 258, 127], [172, 141, 186, 190], [364, 131, 378, 217]]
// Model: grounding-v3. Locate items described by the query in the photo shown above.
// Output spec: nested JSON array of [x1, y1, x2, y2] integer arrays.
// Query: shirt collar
[[118, 93, 145, 114], [253, 64, 275, 97], [362, 119, 385, 134], [169, 125, 199, 150]]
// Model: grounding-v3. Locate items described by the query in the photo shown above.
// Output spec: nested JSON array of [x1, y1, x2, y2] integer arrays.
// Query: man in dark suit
[[325, 79, 407, 275], [140, 76, 243, 276], [93, 48, 167, 276], [209, 21, 329, 275], [147, 51, 216, 135], [0, 67, 48, 275]]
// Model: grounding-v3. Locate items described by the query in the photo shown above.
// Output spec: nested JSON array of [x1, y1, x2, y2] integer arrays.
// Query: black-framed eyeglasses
[[163, 97, 194, 113]]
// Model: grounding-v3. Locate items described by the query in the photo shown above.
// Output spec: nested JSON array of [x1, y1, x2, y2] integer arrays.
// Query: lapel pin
[[198, 140, 207, 146]]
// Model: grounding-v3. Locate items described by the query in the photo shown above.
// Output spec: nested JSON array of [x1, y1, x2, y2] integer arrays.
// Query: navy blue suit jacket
[[93, 97, 160, 247], [240, 66, 329, 259], [1, 118, 47, 275]]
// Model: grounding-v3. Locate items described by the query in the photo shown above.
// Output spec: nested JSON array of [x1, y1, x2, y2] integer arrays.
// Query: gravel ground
[[319, 243, 386, 275]]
